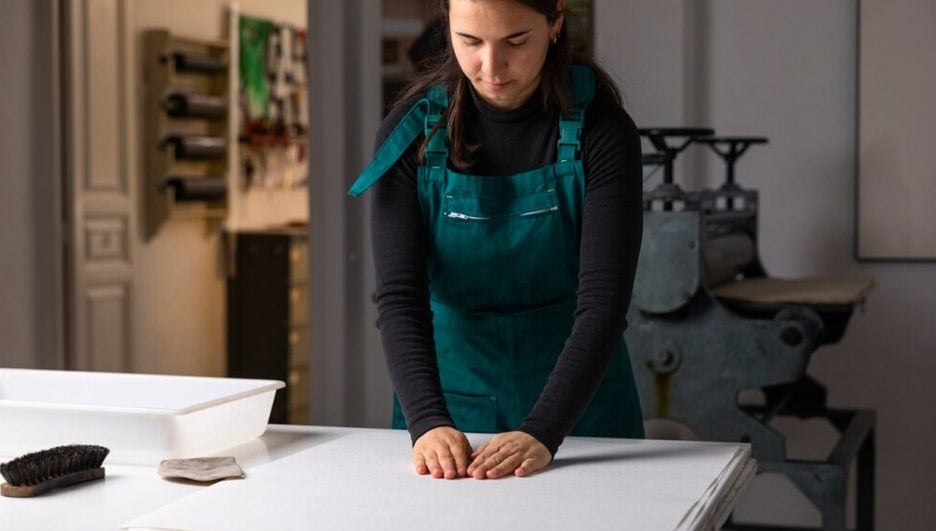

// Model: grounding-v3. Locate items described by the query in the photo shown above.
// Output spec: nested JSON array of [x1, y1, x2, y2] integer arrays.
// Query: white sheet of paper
[[121, 430, 751, 531]]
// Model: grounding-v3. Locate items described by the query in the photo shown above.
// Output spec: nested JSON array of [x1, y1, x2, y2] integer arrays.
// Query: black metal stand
[[725, 379, 876, 531]]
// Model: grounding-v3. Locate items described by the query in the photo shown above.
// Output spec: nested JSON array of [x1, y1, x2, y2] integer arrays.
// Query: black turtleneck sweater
[[369, 78, 643, 457]]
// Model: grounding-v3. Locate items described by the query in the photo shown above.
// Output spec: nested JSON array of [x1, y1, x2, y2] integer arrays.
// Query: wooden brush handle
[[1, 467, 105, 498]]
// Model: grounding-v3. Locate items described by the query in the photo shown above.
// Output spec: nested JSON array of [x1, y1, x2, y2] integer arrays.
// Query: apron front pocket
[[443, 391, 499, 434]]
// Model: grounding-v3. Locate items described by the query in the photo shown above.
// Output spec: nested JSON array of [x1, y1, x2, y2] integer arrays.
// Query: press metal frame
[[629, 129, 876, 531]]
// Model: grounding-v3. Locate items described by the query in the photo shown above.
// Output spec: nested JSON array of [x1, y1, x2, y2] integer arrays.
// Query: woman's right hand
[[412, 426, 473, 479]]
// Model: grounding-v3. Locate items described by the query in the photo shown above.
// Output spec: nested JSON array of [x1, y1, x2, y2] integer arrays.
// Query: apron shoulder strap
[[569, 64, 596, 108], [423, 85, 449, 178], [557, 65, 596, 163], [348, 84, 450, 197], [347, 99, 428, 197]]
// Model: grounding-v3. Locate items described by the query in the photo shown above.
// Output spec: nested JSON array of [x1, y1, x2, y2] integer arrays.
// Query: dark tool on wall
[[1, 445, 109, 498], [162, 50, 226, 74], [159, 177, 227, 202], [162, 91, 228, 120], [161, 135, 227, 160], [627, 128, 876, 531]]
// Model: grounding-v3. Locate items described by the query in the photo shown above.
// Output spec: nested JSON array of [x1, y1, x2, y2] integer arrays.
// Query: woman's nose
[[480, 45, 506, 79]]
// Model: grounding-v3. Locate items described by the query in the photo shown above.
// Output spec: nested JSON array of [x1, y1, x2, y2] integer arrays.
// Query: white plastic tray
[[0, 369, 284, 465]]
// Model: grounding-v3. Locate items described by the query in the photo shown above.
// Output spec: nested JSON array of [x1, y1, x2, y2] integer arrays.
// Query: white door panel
[[65, 0, 136, 372]]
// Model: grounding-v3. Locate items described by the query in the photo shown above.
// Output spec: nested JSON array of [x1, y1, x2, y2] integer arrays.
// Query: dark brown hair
[[392, 0, 622, 171]]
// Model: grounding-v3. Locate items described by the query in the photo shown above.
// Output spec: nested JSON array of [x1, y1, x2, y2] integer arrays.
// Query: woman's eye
[[507, 40, 527, 48], [463, 39, 481, 47]]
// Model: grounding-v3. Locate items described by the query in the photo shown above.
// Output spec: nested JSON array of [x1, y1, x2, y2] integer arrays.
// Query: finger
[[467, 443, 494, 476], [515, 457, 543, 477], [487, 453, 525, 479], [473, 449, 506, 479], [469, 442, 490, 461], [425, 451, 444, 479], [467, 443, 488, 476], [451, 443, 470, 478], [437, 450, 458, 480], [413, 452, 428, 475]]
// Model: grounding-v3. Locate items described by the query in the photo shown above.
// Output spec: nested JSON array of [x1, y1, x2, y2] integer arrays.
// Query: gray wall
[[597, 0, 934, 528], [0, 0, 62, 370]]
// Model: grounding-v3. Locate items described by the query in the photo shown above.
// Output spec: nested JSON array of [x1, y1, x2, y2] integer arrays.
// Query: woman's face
[[449, 0, 564, 110]]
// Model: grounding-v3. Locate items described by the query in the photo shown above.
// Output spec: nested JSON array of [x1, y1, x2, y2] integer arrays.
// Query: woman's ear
[[551, 0, 566, 39]]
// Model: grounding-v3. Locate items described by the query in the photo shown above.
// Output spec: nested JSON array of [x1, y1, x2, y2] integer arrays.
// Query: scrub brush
[[1, 444, 109, 498]]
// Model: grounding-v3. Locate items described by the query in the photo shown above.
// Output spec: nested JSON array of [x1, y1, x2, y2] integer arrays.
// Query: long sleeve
[[516, 95, 643, 456], [370, 103, 455, 444]]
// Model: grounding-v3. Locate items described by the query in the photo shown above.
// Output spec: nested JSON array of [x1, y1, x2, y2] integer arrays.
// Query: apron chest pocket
[[436, 189, 570, 304]]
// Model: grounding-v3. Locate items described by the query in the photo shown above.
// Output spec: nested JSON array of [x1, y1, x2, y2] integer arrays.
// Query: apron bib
[[350, 66, 643, 439]]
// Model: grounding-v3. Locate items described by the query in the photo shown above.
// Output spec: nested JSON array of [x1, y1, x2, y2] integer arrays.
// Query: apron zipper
[[518, 206, 559, 217], [445, 212, 492, 220], [445, 205, 559, 221]]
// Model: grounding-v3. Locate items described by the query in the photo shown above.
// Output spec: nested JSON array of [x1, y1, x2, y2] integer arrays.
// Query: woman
[[349, 0, 644, 480]]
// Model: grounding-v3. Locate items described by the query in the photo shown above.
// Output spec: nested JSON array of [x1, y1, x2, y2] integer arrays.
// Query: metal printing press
[[625, 128, 876, 531]]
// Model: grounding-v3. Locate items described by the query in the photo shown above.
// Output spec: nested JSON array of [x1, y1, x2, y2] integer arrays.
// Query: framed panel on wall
[[857, 0, 936, 261]]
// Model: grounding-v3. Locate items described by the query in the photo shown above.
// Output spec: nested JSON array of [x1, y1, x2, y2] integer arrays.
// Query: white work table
[[1, 425, 755, 531]]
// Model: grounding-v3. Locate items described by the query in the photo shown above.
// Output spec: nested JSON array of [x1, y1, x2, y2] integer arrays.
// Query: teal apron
[[349, 66, 644, 440]]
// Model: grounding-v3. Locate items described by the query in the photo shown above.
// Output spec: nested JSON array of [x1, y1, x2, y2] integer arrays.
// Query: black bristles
[[1, 445, 109, 487]]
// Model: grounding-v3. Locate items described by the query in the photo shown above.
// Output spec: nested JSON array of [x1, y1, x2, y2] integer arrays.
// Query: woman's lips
[[483, 80, 511, 92]]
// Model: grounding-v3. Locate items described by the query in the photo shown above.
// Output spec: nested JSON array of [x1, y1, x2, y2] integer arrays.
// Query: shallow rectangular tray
[[0, 369, 285, 465]]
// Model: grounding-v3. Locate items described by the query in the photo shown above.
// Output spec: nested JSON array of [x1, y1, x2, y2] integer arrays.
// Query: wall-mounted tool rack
[[143, 29, 230, 239]]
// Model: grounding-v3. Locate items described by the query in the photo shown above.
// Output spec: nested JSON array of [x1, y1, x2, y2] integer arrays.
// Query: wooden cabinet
[[226, 228, 309, 424]]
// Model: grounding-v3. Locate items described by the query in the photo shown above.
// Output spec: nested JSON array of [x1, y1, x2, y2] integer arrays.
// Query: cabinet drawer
[[287, 364, 309, 410], [288, 326, 309, 367], [289, 239, 308, 283], [288, 284, 308, 325]]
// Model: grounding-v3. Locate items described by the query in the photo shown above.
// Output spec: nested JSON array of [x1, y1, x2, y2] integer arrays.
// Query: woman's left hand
[[466, 431, 551, 479]]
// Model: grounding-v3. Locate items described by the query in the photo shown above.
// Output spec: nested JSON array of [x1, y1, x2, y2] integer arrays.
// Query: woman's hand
[[467, 431, 551, 479], [412, 426, 473, 479]]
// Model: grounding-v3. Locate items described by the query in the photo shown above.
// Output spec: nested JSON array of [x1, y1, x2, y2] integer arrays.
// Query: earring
[[551, 35, 558, 44]]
